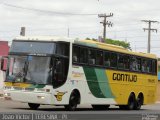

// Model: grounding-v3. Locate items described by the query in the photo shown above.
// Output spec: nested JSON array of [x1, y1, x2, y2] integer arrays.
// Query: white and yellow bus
[[4, 36, 158, 110]]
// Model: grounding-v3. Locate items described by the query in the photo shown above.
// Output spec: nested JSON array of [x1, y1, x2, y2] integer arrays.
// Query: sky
[[0, 0, 160, 57]]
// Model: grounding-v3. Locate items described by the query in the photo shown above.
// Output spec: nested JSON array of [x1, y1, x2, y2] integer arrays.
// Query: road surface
[[0, 99, 160, 120]]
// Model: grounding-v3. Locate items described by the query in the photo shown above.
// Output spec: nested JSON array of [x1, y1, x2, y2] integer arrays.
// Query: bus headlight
[[37, 96, 45, 99], [4, 93, 11, 97]]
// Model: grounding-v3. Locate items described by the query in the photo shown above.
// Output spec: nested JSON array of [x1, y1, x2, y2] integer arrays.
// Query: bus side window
[[110, 53, 117, 68], [152, 60, 157, 74], [88, 49, 96, 65], [96, 51, 103, 66], [73, 46, 79, 63], [118, 54, 124, 69], [80, 47, 88, 64], [124, 55, 129, 70], [104, 52, 111, 67], [147, 60, 152, 73], [130, 57, 141, 71], [141, 59, 149, 73]]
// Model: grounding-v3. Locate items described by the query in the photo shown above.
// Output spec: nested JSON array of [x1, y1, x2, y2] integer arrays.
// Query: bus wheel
[[92, 105, 110, 110], [119, 105, 127, 110], [126, 93, 136, 110], [64, 91, 80, 111], [28, 103, 40, 110], [135, 94, 144, 110]]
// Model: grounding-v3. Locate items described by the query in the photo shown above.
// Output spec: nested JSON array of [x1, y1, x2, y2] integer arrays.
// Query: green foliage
[[86, 37, 90, 40], [86, 38, 97, 41], [105, 39, 131, 50], [85, 37, 131, 50]]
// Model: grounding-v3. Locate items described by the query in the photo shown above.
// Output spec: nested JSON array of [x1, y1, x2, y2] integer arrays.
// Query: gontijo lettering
[[113, 73, 137, 82]]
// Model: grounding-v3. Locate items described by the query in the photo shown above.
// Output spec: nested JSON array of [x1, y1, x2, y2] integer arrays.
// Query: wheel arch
[[137, 92, 144, 105], [70, 88, 81, 104], [129, 92, 136, 99]]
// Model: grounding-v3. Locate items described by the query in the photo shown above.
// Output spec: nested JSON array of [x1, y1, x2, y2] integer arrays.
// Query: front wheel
[[28, 103, 40, 110], [64, 92, 79, 111]]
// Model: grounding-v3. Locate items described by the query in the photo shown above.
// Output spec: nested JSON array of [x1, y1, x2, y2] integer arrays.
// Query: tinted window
[[10, 41, 56, 54], [118, 54, 124, 69], [124, 55, 130, 70], [152, 60, 157, 74], [104, 52, 111, 67], [142, 59, 150, 73], [73, 46, 79, 63], [130, 57, 141, 71], [110, 53, 117, 68], [80, 48, 88, 64], [88, 49, 96, 65], [56, 43, 69, 56], [96, 51, 103, 66]]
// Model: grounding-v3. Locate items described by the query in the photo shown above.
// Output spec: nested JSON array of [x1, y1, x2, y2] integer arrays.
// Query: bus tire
[[64, 90, 80, 111], [119, 105, 127, 110], [126, 93, 136, 110], [134, 93, 144, 110], [92, 105, 110, 110], [28, 103, 40, 110]]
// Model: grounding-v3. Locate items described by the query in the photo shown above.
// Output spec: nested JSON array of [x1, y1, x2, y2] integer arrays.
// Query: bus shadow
[[11, 107, 147, 112]]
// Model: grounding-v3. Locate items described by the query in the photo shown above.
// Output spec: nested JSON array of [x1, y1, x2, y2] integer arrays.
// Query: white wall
[[0, 70, 5, 94]]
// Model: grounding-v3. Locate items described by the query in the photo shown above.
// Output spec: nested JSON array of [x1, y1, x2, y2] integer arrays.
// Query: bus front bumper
[[3, 90, 54, 105]]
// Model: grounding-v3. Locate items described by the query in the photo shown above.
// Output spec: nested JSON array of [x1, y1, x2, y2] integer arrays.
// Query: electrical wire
[[1, 2, 98, 16]]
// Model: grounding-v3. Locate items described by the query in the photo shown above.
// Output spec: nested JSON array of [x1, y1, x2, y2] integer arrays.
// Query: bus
[[4, 36, 158, 111]]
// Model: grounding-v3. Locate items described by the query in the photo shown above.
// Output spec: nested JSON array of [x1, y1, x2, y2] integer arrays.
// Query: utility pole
[[20, 27, 26, 36], [98, 13, 113, 42], [141, 20, 158, 53], [67, 27, 70, 37]]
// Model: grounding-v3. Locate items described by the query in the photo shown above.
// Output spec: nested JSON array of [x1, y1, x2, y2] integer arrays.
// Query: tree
[[105, 38, 131, 50], [86, 38, 97, 41], [86, 38, 131, 50]]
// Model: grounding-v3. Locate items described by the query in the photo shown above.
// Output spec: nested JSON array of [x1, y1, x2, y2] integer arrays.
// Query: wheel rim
[[136, 97, 142, 109], [68, 94, 78, 111], [128, 96, 135, 110]]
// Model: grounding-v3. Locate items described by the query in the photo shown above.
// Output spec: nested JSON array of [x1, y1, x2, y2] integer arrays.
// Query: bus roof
[[14, 36, 74, 42], [14, 36, 157, 59], [75, 40, 157, 59]]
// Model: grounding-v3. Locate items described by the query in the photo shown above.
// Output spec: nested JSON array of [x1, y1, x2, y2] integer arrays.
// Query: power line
[[2, 2, 98, 16], [106, 29, 142, 33]]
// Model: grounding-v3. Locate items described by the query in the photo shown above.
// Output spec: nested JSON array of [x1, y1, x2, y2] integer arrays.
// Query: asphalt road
[[0, 99, 160, 120]]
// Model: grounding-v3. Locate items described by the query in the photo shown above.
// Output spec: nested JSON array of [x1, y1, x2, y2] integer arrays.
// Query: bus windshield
[[6, 55, 51, 85]]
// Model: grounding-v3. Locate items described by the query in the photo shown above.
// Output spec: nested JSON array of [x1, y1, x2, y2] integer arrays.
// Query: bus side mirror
[[0, 58, 8, 71]]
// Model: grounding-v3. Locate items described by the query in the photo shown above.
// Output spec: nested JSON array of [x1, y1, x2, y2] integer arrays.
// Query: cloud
[[0, 0, 160, 56]]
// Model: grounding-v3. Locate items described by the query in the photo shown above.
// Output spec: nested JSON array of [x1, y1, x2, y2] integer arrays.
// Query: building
[[0, 41, 9, 97]]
